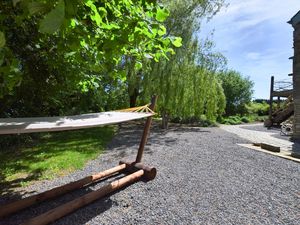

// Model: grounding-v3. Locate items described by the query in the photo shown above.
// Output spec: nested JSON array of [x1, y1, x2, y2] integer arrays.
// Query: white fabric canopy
[[0, 111, 154, 135]]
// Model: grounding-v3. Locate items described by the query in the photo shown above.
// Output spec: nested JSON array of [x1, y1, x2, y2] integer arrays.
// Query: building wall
[[293, 23, 300, 139]]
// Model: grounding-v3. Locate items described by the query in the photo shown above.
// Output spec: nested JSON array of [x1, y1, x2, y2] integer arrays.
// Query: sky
[[201, 0, 300, 99]]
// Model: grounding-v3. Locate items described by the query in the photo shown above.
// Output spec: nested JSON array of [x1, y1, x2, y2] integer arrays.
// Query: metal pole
[[135, 95, 157, 163]]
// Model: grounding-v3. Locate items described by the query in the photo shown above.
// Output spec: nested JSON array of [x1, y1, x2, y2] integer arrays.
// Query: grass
[[0, 126, 116, 190]]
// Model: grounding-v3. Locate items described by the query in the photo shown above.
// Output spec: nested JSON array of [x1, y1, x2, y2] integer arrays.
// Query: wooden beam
[[136, 95, 157, 163], [260, 143, 280, 152], [271, 90, 293, 97], [0, 164, 127, 218], [21, 170, 144, 225], [269, 76, 274, 123]]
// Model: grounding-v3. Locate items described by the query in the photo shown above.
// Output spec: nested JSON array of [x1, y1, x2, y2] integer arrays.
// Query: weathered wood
[[119, 160, 157, 181], [0, 164, 126, 218], [21, 170, 144, 225], [260, 143, 280, 152], [291, 151, 300, 158], [272, 90, 293, 97], [268, 76, 274, 124], [136, 95, 157, 163]]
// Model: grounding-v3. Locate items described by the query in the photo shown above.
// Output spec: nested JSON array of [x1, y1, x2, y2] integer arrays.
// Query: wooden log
[[21, 170, 144, 225], [260, 143, 280, 152], [119, 160, 157, 181], [0, 164, 126, 218]]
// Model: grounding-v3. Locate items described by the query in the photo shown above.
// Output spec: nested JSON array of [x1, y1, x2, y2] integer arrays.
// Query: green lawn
[[0, 126, 116, 191]]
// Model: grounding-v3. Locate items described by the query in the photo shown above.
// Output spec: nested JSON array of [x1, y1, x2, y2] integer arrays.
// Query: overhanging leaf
[[156, 8, 169, 22], [158, 25, 166, 36], [39, 0, 65, 34], [172, 37, 182, 47], [28, 2, 48, 15], [0, 32, 5, 48]]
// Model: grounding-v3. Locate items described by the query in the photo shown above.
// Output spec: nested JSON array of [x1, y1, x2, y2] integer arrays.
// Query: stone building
[[288, 10, 300, 140]]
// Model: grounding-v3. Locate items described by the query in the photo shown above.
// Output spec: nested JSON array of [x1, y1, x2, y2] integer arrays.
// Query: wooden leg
[[136, 95, 157, 163]]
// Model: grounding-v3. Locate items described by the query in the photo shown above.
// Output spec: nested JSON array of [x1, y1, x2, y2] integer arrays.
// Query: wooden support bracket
[[119, 160, 157, 181]]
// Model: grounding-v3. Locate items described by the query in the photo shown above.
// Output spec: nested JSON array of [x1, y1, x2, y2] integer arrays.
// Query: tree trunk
[[129, 88, 139, 107], [161, 111, 169, 129]]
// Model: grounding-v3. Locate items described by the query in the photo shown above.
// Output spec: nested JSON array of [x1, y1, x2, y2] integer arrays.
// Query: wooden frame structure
[[265, 76, 293, 127], [0, 96, 157, 225]]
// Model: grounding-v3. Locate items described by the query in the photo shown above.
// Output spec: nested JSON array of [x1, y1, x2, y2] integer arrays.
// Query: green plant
[[246, 101, 269, 116]]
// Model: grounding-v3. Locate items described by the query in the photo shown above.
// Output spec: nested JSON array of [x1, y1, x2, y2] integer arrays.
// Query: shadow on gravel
[[1, 121, 209, 224], [0, 173, 141, 225]]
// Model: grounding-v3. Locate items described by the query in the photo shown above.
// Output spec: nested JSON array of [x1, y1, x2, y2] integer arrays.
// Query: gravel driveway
[[1, 122, 299, 225]]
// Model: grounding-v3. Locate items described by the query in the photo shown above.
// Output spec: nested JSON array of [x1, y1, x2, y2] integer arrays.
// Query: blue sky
[[201, 0, 300, 99]]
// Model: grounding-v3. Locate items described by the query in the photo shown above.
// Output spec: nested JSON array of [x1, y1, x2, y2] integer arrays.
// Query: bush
[[246, 101, 269, 116], [220, 115, 242, 125], [170, 115, 216, 127]]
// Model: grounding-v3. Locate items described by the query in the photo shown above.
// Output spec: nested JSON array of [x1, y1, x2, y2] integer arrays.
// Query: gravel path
[[220, 123, 300, 152], [1, 123, 299, 225]]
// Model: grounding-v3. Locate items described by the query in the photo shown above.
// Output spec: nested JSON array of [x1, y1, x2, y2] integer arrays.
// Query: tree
[[217, 70, 254, 116], [0, 0, 181, 116], [139, 0, 226, 128]]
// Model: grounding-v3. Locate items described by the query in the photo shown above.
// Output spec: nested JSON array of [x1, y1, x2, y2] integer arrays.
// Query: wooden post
[[135, 95, 157, 163], [0, 164, 127, 218], [21, 170, 144, 225], [269, 76, 274, 122]]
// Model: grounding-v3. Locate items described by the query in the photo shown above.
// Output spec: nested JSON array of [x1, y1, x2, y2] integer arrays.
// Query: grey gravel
[[0, 122, 299, 225]]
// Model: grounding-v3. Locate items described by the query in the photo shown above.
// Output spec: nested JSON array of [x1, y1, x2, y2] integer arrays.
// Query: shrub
[[246, 101, 269, 116]]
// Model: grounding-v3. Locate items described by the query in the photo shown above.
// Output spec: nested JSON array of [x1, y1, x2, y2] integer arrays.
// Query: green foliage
[[171, 114, 217, 127], [0, 0, 181, 117], [139, 0, 226, 127], [220, 115, 243, 125], [0, 126, 116, 189], [39, 0, 65, 34], [245, 101, 269, 116], [0, 31, 5, 48], [217, 70, 254, 116]]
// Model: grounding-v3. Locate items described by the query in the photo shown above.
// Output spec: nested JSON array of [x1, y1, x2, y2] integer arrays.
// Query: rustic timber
[[269, 76, 274, 123], [119, 160, 157, 181], [0, 164, 127, 218], [272, 89, 293, 97], [136, 95, 157, 163], [260, 143, 280, 153], [21, 170, 145, 225]]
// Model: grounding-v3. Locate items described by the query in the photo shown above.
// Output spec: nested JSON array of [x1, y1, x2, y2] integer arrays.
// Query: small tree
[[218, 70, 254, 116]]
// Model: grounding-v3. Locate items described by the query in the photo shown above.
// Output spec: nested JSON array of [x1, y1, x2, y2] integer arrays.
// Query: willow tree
[[139, 0, 226, 128]]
